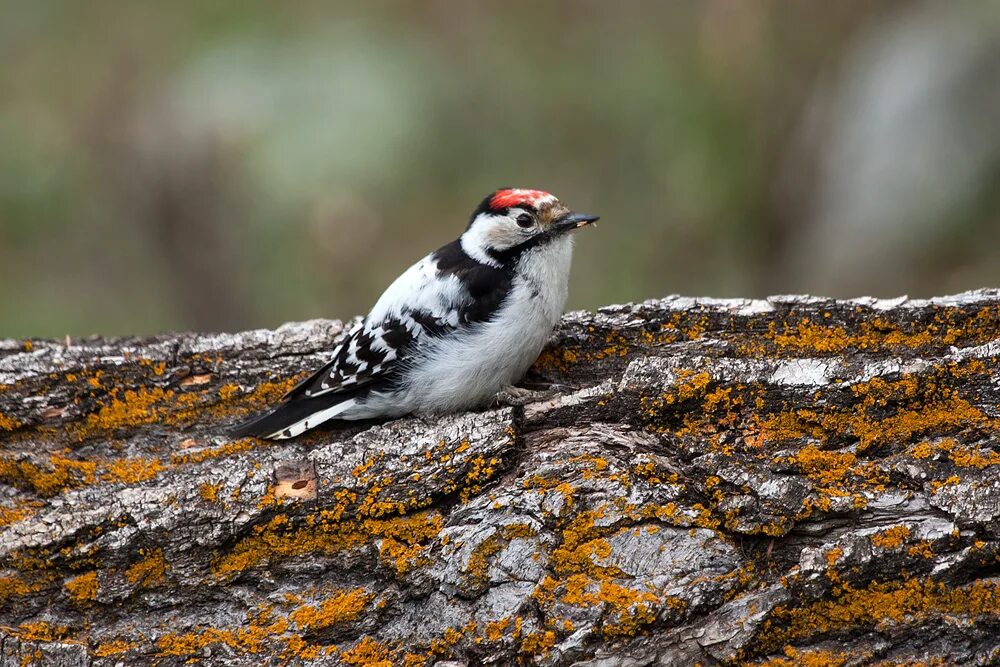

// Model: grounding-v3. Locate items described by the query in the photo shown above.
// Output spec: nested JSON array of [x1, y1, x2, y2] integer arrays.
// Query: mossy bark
[[2, 290, 1000, 666]]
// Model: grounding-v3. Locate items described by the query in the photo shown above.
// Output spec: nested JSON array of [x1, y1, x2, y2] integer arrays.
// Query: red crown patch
[[490, 189, 554, 211]]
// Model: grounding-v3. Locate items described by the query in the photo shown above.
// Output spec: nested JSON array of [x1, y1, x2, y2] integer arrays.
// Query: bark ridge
[[1, 290, 1000, 666]]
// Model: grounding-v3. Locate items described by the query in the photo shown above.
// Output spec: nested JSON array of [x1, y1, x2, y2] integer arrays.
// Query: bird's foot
[[492, 385, 564, 407]]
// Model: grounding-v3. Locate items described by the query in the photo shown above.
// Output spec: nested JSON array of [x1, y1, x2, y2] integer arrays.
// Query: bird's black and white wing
[[231, 240, 512, 439]]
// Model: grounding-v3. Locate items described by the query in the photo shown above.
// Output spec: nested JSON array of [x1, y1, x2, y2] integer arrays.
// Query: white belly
[[357, 237, 573, 417]]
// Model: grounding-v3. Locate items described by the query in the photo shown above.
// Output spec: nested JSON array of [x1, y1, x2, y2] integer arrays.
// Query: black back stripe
[[432, 239, 514, 324]]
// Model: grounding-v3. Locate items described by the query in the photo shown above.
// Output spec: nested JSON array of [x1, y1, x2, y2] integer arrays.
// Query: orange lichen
[[871, 525, 911, 550], [520, 630, 556, 655], [533, 330, 633, 374], [94, 640, 136, 657], [214, 510, 443, 577], [102, 457, 164, 484], [485, 617, 511, 641], [64, 571, 99, 603], [640, 371, 714, 420], [756, 368, 990, 455], [0, 413, 20, 431], [530, 504, 670, 642], [765, 308, 1000, 356], [0, 575, 37, 599], [373, 512, 445, 574], [549, 510, 613, 577], [465, 523, 538, 585], [940, 305, 1000, 345], [170, 439, 255, 466], [15, 621, 70, 642], [79, 387, 175, 435], [912, 438, 1000, 469], [754, 647, 850, 667], [570, 454, 610, 481], [156, 618, 290, 656], [789, 446, 859, 488], [561, 574, 658, 637], [199, 482, 221, 503], [340, 636, 395, 667], [930, 476, 961, 493], [68, 376, 300, 441], [125, 548, 169, 587], [0, 504, 33, 527], [218, 384, 241, 401], [459, 454, 501, 503], [763, 577, 1000, 649], [771, 320, 851, 353], [280, 634, 325, 661], [0, 454, 97, 496], [534, 347, 582, 373], [290, 588, 372, 631], [907, 541, 935, 559]]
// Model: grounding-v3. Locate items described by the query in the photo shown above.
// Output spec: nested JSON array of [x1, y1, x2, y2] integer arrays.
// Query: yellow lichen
[[753, 647, 850, 667], [156, 618, 290, 656], [170, 439, 255, 466], [907, 541, 935, 559], [912, 438, 1000, 469], [15, 621, 70, 642], [485, 617, 511, 641], [79, 387, 175, 435], [102, 457, 164, 484], [764, 307, 1000, 356], [561, 574, 658, 637], [0, 413, 20, 431], [214, 511, 442, 577], [0, 504, 33, 527], [125, 548, 169, 587], [0, 454, 97, 496], [520, 630, 556, 655], [290, 588, 372, 631], [94, 640, 136, 657], [763, 577, 1000, 649], [0, 575, 38, 599], [64, 571, 98, 603], [340, 636, 395, 667], [200, 482, 221, 503], [871, 525, 911, 550], [755, 368, 990, 456], [465, 523, 538, 585], [68, 377, 301, 441], [217, 383, 241, 401]]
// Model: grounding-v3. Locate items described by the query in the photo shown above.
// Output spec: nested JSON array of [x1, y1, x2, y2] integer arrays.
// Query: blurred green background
[[3, 1, 1000, 338]]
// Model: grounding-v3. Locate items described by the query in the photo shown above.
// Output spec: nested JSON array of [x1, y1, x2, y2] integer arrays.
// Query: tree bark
[[1, 290, 999, 667]]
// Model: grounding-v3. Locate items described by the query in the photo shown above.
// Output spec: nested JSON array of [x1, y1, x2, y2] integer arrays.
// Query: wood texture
[[1, 290, 999, 666]]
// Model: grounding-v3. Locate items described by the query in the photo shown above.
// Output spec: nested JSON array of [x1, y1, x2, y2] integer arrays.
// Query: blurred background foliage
[[2, 1, 999, 338]]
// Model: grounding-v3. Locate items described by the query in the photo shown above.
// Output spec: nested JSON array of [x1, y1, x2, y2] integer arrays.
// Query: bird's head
[[461, 188, 599, 266]]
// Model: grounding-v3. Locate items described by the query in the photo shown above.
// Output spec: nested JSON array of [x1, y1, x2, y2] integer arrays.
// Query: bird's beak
[[553, 212, 600, 233]]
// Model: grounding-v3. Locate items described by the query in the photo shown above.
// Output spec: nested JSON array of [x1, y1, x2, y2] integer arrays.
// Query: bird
[[232, 188, 599, 440]]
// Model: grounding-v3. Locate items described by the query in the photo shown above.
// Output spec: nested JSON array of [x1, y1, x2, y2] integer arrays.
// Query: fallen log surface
[[2, 290, 1000, 667]]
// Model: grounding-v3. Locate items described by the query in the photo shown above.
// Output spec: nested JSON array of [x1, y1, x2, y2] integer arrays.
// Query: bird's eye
[[515, 213, 534, 228]]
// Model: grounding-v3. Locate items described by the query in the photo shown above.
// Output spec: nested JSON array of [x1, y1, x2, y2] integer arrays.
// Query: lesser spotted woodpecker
[[233, 188, 599, 439]]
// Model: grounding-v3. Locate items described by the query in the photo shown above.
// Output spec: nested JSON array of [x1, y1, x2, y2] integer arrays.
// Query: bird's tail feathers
[[230, 396, 357, 440]]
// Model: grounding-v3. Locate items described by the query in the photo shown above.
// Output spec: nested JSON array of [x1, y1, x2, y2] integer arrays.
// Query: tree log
[[2, 291, 1000, 666]]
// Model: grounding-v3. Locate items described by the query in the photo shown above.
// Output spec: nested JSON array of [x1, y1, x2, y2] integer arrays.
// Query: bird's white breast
[[389, 236, 574, 414]]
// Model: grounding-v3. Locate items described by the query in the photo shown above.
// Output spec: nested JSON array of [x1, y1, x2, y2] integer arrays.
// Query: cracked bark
[[1, 290, 1000, 667]]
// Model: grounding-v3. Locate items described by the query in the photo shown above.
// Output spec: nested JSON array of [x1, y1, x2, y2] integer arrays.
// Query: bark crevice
[[1, 291, 999, 666]]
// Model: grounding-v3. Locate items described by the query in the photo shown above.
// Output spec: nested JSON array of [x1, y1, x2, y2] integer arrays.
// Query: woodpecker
[[233, 188, 599, 440]]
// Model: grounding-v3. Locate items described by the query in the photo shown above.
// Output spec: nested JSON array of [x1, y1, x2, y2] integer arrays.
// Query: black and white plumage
[[233, 188, 599, 440]]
